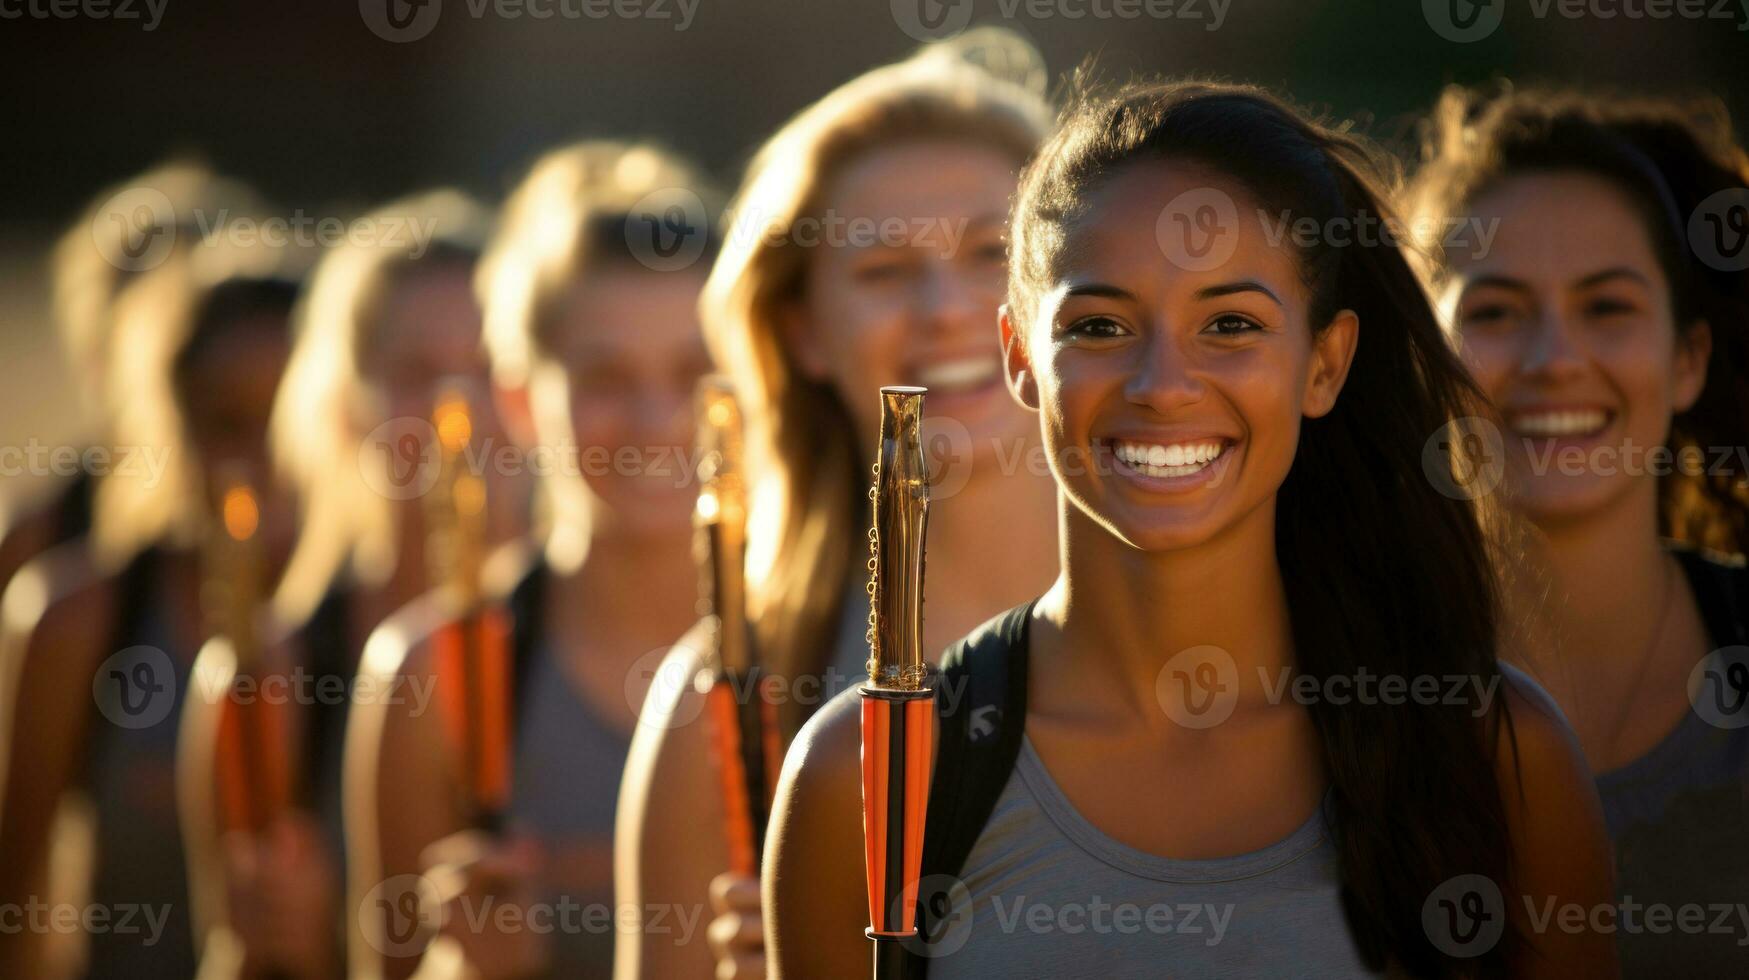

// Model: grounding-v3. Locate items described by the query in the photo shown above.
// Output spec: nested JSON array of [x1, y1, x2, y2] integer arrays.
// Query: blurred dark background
[[2, 0, 1745, 501]]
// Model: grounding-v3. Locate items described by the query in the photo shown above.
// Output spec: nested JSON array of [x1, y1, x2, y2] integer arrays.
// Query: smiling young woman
[[612, 30, 1059, 980], [1408, 87, 1749, 974], [763, 80, 1621, 979]]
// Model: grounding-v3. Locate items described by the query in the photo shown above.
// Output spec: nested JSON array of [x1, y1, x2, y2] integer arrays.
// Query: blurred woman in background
[[614, 30, 1060, 980], [0, 163, 263, 599], [0, 231, 303, 979], [178, 190, 515, 979], [1409, 87, 1749, 973], [346, 142, 718, 980]]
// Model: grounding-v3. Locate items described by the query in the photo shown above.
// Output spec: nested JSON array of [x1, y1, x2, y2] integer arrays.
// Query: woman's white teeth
[[916, 357, 999, 392], [1511, 409, 1609, 437], [1112, 439, 1224, 477]]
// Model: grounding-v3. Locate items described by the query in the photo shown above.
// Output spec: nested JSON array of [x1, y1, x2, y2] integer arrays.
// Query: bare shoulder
[[356, 586, 466, 687], [1491, 665, 1592, 804], [631, 617, 714, 734], [779, 685, 863, 798], [619, 617, 718, 831], [4, 541, 117, 671]]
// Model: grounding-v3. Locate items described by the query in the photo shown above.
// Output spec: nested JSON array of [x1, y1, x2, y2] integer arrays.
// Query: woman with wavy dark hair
[[1409, 85, 1749, 973], [766, 80, 1618, 978]]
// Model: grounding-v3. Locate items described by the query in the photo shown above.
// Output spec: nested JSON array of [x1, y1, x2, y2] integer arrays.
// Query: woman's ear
[[778, 299, 829, 381], [1000, 305, 1040, 412], [1673, 319, 1712, 413], [1302, 309, 1360, 419]]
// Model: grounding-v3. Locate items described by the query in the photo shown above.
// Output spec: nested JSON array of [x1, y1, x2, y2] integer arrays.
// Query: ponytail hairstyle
[[700, 29, 1049, 735], [1009, 79, 1520, 977], [1408, 85, 1749, 557]]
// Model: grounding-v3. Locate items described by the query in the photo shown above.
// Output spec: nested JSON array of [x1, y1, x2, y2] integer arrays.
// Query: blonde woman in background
[[178, 190, 517, 979], [0, 233, 303, 979], [346, 143, 719, 980], [0, 163, 263, 599], [614, 31, 1059, 980]]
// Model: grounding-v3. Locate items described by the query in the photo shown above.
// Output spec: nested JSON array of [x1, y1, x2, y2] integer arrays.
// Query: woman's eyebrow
[[1462, 273, 1532, 295], [1575, 266, 1652, 290], [1195, 279, 1282, 307], [1063, 281, 1136, 301]]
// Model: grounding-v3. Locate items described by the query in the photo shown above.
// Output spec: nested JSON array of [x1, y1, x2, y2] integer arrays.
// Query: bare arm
[[613, 624, 723, 980], [763, 690, 870, 980], [177, 637, 240, 975], [344, 595, 467, 980], [1495, 679, 1620, 978], [0, 546, 112, 976]]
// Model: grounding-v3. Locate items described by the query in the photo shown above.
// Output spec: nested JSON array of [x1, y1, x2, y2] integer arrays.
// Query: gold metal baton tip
[[866, 385, 930, 691]]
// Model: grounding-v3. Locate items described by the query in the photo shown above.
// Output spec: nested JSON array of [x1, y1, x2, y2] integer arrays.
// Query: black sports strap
[[109, 546, 159, 656], [907, 599, 1036, 972], [1675, 547, 1749, 647], [504, 562, 546, 732], [301, 587, 353, 803]]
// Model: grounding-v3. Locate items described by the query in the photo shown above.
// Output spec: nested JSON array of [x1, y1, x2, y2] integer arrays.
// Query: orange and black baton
[[208, 478, 294, 835], [860, 387, 935, 980], [694, 377, 779, 876], [426, 385, 513, 833]]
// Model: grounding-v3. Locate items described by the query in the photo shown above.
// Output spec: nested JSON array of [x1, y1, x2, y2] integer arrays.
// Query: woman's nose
[[1124, 330, 1207, 414]]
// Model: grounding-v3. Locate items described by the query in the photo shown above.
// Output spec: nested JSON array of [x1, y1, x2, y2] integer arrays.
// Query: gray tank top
[[1592, 550, 1749, 975], [83, 550, 196, 979], [506, 642, 633, 979], [926, 737, 1377, 979]]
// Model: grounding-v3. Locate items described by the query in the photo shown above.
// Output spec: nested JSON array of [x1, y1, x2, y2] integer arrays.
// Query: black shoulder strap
[[907, 598, 1036, 972], [505, 562, 546, 730], [109, 546, 159, 655], [301, 587, 353, 801], [1675, 547, 1749, 647]]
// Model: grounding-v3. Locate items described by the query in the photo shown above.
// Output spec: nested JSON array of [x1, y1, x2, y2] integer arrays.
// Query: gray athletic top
[[506, 641, 633, 979], [926, 737, 1378, 979], [1593, 550, 1749, 975]]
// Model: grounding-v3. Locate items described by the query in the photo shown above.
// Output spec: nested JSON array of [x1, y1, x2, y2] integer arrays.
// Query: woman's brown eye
[[1585, 297, 1635, 318], [1203, 315, 1261, 336], [1460, 303, 1513, 328], [1064, 316, 1124, 339]]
